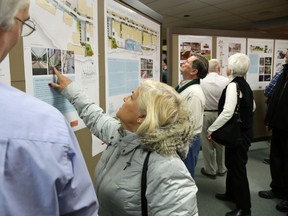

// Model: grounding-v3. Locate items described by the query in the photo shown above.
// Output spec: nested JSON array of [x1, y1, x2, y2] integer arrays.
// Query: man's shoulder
[[2, 85, 70, 143], [215, 74, 229, 82], [182, 83, 202, 93], [182, 85, 205, 103]]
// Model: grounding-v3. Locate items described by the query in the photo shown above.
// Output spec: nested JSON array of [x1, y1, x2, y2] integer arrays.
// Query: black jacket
[[265, 63, 288, 131], [218, 77, 254, 138]]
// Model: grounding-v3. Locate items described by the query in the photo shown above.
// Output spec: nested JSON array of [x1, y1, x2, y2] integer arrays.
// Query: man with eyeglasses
[[14, 16, 36, 37], [0, 0, 99, 215]]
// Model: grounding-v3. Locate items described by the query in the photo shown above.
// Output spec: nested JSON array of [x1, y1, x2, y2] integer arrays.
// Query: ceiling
[[137, 0, 288, 39]]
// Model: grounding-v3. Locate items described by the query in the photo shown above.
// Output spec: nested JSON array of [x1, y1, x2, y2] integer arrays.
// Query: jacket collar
[[117, 129, 141, 155]]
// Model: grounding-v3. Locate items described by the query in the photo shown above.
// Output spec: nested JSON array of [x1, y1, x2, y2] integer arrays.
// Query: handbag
[[211, 83, 243, 147]]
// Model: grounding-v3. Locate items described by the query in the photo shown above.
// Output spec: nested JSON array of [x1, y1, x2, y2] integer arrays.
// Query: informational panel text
[[105, 0, 161, 117], [23, 0, 99, 131]]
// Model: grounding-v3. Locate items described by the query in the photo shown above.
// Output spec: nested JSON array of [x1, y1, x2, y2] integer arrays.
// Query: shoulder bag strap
[[235, 82, 240, 113], [141, 151, 151, 216], [234, 82, 242, 123]]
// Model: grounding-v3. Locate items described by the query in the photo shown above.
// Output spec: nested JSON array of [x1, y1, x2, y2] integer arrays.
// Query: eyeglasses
[[14, 17, 36, 37]]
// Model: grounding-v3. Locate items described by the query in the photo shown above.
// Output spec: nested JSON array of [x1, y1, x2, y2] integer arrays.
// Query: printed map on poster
[[23, 0, 99, 131], [105, 0, 161, 117]]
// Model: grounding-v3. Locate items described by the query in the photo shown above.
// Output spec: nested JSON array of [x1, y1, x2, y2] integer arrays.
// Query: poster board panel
[[178, 35, 212, 82], [105, 0, 161, 117], [274, 40, 288, 75], [247, 38, 274, 91], [22, 0, 100, 132], [216, 37, 246, 77]]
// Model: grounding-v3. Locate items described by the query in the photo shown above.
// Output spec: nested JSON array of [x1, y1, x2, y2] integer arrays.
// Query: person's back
[[201, 65, 229, 111], [0, 83, 98, 215], [200, 59, 229, 178]]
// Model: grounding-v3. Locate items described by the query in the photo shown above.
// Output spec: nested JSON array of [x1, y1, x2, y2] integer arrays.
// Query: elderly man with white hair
[[200, 59, 229, 179]]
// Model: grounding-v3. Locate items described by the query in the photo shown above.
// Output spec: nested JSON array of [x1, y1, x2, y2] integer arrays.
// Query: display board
[[247, 38, 274, 90], [274, 40, 288, 74], [178, 35, 212, 81], [22, 0, 99, 131], [105, 0, 161, 117], [216, 37, 246, 76], [0, 55, 11, 85], [21, 0, 105, 157]]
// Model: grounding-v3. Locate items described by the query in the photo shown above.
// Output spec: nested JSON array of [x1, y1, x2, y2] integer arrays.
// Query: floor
[[195, 141, 287, 216]]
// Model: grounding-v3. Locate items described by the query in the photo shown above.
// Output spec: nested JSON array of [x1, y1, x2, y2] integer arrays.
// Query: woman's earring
[[137, 119, 142, 124]]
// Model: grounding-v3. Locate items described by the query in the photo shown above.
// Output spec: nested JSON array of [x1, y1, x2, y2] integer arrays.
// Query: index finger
[[53, 67, 61, 77]]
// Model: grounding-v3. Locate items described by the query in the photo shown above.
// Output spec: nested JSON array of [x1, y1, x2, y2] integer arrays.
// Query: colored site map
[[23, 0, 99, 131]]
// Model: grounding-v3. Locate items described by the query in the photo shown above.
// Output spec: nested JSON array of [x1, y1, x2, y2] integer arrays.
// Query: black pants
[[270, 128, 288, 199], [225, 132, 251, 210]]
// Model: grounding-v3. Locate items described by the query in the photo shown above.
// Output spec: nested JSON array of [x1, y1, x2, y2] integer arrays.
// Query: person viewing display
[[49, 68, 199, 215], [176, 53, 208, 178], [200, 59, 229, 179], [207, 53, 256, 216], [259, 49, 288, 213]]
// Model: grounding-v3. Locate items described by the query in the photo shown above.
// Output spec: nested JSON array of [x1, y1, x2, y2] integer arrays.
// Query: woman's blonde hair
[[136, 79, 182, 134], [136, 79, 194, 157]]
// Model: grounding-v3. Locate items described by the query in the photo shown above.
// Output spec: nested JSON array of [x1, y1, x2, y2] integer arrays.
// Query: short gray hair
[[208, 59, 220, 72], [0, 0, 29, 28], [228, 53, 250, 77]]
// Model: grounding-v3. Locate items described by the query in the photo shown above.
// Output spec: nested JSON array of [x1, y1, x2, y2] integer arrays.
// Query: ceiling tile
[[136, 0, 288, 35]]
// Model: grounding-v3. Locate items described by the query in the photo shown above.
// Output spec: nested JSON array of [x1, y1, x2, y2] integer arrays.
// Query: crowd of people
[[49, 53, 257, 216], [1, 0, 287, 216], [50, 68, 199, 215]]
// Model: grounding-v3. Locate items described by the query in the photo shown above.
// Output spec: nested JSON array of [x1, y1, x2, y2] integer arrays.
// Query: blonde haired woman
[[50, 68, 199, 216]]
